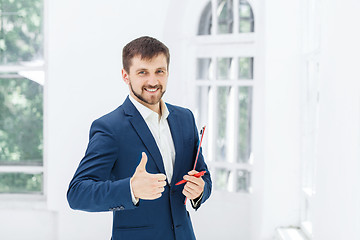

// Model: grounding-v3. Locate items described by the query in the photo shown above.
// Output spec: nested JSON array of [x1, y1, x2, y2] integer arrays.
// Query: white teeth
[[145, 88, 157, 92]]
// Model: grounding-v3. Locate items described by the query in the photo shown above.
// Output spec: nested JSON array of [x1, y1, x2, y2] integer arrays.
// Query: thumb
[[136, 152, 148, 172]]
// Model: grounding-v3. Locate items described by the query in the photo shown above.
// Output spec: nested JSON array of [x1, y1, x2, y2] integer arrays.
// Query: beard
[[129, 81, 166, 106]]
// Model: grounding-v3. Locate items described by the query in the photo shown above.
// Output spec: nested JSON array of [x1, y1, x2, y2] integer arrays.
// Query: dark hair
[[122, 36, 170, 73]]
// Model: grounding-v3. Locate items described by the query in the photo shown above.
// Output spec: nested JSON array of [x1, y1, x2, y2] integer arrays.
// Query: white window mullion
[[210, 161, 253, 171], [233, 85, 240, 163], [0, 65, 44, 72], [0, 166, 44, 174], [227, 86, 236, 164], [195, 80, 254, 86], [228, 169, 235, 192], [208, 85, 217, 163]]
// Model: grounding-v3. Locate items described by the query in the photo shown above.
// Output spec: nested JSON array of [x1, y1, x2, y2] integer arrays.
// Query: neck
[[130, 92, 162, 115]]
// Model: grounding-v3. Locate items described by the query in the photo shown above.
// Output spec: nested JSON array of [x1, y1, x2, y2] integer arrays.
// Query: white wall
[[46, 0, 170, 239], [260, 0, 303, 238], [314, 0, 360, 239], [0, 198, 57, 240]]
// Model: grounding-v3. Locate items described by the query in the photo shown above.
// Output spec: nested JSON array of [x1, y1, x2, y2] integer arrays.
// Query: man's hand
[[130, 152, 167, 201], [182, 170, 205, 200]]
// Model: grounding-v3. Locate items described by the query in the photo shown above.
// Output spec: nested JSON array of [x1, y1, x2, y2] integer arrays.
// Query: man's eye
[[138, 71, 146, 75], [157, 70, 165, 74]]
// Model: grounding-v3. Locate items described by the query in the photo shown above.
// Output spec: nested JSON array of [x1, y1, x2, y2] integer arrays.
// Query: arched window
[[198, 0, 254, 35], [195, 0, 255, 193], [198, 2, 212, 35]]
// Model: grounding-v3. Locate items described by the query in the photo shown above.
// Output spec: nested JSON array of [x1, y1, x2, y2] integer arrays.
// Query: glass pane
[[0, 0, 43, 64], [236, 169, 250, 192], [239, 21, 252, 33], [215, 86, 230, 162], [197, 58, 213, 80], [238, 57, 253, 79], [198, 1, 212, 35], [0, 76, 43, 165], [217, 57, 233, 80], [196, 86, 211, 160], [217, 0, 233, 34], [239, 0, 254, 33], [0, 172, 43, 193], [214, 168, 230, 191], [238, 87, 252, 163], [196, 86, 210, 128]]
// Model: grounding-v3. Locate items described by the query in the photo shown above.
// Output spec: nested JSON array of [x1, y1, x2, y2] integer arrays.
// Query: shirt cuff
[[129, 179, 139, 206], [190, 191, 204, 208]]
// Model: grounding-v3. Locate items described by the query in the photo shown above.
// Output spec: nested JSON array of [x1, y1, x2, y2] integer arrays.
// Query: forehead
[[129, 54, 168, 71]]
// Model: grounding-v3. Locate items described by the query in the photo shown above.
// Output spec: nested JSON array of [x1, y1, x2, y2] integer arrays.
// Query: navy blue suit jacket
[[67, 97, 212, 240]]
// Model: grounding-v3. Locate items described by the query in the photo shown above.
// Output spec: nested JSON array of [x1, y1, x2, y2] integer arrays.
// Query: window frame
[[194, 0, 256, 194], [0, 0, 47, 201]]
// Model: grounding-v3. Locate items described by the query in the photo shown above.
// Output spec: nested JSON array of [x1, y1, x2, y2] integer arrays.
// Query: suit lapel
[[166, 106, 184, 187], [122, 97, 166, 175]]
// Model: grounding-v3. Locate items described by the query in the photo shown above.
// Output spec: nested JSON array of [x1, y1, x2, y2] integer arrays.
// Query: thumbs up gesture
[[130, 152, 167, 200]]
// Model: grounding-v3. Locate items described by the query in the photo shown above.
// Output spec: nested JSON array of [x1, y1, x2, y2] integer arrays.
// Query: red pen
[[175, 126, 206, 204], [175, 171, 207, 186]]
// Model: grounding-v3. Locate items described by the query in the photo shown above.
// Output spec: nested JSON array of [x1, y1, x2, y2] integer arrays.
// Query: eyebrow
[[135, 67, 167, 72]]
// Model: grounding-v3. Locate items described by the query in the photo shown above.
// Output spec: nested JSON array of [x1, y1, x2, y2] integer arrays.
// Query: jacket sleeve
[[188, 109, 212, 210], [67, 118, 137, 212]]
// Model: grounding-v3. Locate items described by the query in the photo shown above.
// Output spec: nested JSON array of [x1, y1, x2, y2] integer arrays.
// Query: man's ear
[[122, 69, 130, 84]]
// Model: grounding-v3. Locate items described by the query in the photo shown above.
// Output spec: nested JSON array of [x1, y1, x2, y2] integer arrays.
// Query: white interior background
[[0, 0, 359, 239]]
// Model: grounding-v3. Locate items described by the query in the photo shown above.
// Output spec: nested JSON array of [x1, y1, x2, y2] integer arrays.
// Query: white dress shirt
[[129, 95, 176, 184], [128, 95, 202, 207]]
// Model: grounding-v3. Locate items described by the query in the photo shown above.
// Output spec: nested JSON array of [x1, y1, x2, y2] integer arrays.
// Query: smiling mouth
[[144, 87, 159, 93]]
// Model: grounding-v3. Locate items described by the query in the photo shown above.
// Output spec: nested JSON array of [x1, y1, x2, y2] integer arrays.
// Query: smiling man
[[67, 36, 212, 240]]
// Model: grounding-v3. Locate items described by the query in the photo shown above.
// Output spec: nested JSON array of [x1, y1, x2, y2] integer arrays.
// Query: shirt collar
[[129, 94, 170, 121]]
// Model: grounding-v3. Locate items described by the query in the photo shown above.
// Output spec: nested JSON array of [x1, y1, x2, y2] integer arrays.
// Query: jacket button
[[119, 205, 125, 210]]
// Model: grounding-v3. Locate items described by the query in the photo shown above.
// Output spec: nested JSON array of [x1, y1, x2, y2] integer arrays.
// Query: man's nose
[[147, 74, 158, 86]]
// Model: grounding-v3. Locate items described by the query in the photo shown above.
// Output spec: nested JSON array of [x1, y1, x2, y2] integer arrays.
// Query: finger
[[152, 180, 166, 189], [183, 185, 202, 200], [184, 181, 200, 192], [151, 192, 162, 199], [187, 170, 199, 176], [155, 180, 167, 187], [136, 152, 148, 172], [154, 173, 167, 181], [144, 193, 162, 200], [182, 188, 196, 199], [184, 184, 202, 197], [184, 175, 203, 185]]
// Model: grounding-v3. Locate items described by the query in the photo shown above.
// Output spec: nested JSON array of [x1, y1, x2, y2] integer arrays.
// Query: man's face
[[122, 54, 168, 110]]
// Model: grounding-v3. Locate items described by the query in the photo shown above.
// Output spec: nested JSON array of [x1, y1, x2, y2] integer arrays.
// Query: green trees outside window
[[0, 77, 43, 166], [0, 0, 43, 64], [0, 0, 44, 194]]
